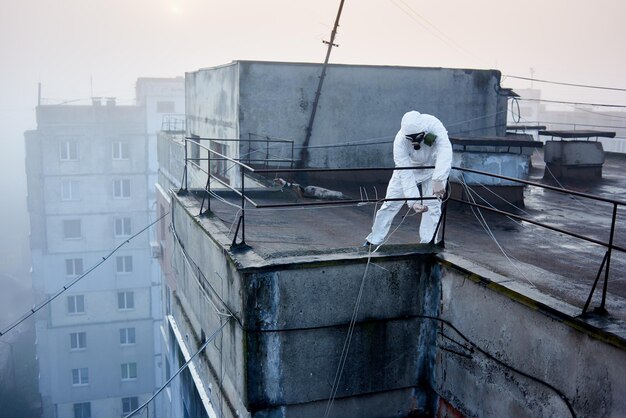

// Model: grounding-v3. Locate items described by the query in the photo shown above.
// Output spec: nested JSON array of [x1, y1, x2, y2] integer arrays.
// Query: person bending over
[[365, 110, 453, 246]]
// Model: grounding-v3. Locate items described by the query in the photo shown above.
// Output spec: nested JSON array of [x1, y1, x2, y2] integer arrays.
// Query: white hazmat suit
[[366, 111, 453, 244]]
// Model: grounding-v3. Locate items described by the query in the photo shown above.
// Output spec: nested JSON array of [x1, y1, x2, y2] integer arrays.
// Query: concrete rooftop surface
[[177, 151, 626, 340]]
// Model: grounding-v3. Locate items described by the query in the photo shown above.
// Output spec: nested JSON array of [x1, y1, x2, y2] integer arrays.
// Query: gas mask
[[405, 132, 437, 150]]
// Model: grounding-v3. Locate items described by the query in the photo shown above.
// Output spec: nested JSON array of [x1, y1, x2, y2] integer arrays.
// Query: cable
[[293, 111, 510, 152], [519, 97, 626, 109], [323, 247, 373, 418], [388, 0, 479, 62], [528, 120, 626, 130], [446, 110, 509, 128], [454, 158, 626, 278], [531, 149, 594, 211], [572, 106, 626, 121], [324, 184, 446, 416], [416, 314, 576, 418], [505, 75, 626, 93], [0, 211, 169, 338], [124, 318, 231, 418], [324, 199, 384, 417], [510, 97, 521, 124], [458, 177, 530, 219], [372, 206, 415, 253], [170, 214, 242, 327], [458, 176, 536, 287]]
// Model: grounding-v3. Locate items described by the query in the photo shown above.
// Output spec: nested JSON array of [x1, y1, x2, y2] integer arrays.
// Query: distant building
[[25, 78, 184, 418], [510, 88, 626, 152]]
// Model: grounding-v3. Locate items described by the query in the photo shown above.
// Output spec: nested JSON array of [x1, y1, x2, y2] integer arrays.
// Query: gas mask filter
[[405, 132, 437, 150]]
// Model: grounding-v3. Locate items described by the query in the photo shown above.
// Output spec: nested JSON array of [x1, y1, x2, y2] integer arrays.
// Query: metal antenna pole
[[298, 0, 346, 169]]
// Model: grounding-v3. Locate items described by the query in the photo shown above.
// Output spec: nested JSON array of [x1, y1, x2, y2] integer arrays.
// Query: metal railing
[[177, 137, 625, 315], [449, 167, 625, 316], [161, 114, 186, 132], [247, 133, 295, 168]]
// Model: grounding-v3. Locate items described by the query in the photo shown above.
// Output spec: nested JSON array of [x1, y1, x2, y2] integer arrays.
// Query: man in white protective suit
[[365, 110, 453, 246]]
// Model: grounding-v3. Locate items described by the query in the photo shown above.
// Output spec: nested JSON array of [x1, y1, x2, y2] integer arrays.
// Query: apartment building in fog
[[25, 78, 183, 418]]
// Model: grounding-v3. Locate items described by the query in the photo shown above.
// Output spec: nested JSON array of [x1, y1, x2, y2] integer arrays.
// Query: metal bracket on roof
[[230, 214, 250, 251]]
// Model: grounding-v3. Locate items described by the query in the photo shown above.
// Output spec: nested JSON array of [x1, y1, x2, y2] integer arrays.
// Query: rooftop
[[174, 151, 626, 342]]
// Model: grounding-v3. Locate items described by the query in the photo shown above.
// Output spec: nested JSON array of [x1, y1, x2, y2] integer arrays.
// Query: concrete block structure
[[449, 134, 543, 207], [185, 61, 509, 184], [540, 130, 616, 181]]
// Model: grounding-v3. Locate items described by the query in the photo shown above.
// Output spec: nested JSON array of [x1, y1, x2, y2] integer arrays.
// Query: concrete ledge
[[437, 252, 626, 418], [439, 252, 626, 349]]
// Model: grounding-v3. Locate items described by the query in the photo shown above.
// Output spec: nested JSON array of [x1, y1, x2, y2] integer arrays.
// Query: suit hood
[[400, 110, 427, 135]]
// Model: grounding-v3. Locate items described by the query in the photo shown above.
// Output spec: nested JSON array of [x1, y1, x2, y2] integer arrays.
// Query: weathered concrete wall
[[437, 254, 626, 418], [168, 194, 443, 417], [544, 141, 605, 166], [186, 61, 506, 173], [243, 258, 440, 416], [451, 152, 530, 186], [157, 131, 185, 190], [186, 64, 240, 140], [544, 141, 605, 179], [168, 196, 249, 418], [186, 64, 242, 187], [238, 61, 505, 169]]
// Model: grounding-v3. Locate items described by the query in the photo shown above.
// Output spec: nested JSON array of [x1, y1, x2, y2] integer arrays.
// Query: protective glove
[[432, 180, 446, 199], [412, 202, 428, 214]]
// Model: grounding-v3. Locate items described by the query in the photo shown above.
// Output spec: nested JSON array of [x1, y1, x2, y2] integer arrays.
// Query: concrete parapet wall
[[168, 194, 443, 417], [437, 255, 626, 418], [168, 201, 249, 417]]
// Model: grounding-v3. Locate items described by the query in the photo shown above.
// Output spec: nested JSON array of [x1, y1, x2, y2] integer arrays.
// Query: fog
[[0, 0, 625, 416]]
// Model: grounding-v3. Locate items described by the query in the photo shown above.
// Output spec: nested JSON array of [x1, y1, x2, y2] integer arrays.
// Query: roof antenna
[[298, 0, 346, 171]]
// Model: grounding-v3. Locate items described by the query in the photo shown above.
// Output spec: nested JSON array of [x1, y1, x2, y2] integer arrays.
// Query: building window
[[121, 362, 137, 380], [73, 402, 91, 418], [122, 397, 139, 415], [67, 295, 85, 314], [114, 217, 132, 237], [116, 255, 133, 274], [63, 219, 82, 240], [156, 101, 175, 113], [119, 327, 136, 345], [65, 258, 84, 277], [60, 140, 78, 161], [113, 179, 131, 199], [112, 141, 130, 160], [70, 332, 87, 350], [117, 292, 134, 310], [61, 180, 80, 201], [71, 367, 89, 386]]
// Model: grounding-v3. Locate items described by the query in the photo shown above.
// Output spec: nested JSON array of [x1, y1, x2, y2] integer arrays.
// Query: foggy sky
[[1, 0, 625, 274]]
